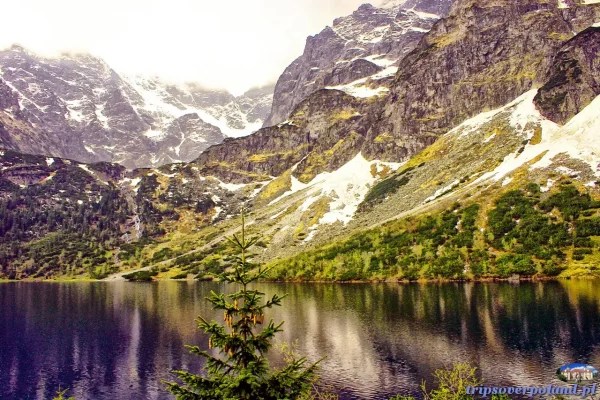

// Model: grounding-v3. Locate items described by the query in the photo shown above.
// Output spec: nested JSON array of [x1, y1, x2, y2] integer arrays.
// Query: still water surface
[[1, 281, 600, 399]]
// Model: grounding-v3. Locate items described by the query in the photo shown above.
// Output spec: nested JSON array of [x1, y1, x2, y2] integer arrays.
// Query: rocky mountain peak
[[355, 3, 377, 12], [0, 47, 274, 169], [263, 0, 443, 127], [366, 0, 600, 162]]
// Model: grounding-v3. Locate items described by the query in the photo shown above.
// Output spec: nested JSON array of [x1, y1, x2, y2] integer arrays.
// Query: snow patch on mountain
[[270, 153, 403, 240], [215, 178, 248, 192], [325, 62, 398, 97], [118, 177, 142, 193], [144, 129, 166, 141], [268, 176, 310, 205], [315, 153, 403, 225], [410, 9, 441, 20], [361, 55, 397, 67], [424, 180, 460, 203], [327, 84, 389, 98], [464, 90, 600, 186], [325, 65, 398, 98], [560, 0, 600, 7], [531, 94, 600, 175], [94, 104, 111, 130], [558, 0, 571, 8], [65, 99, 85, 122]]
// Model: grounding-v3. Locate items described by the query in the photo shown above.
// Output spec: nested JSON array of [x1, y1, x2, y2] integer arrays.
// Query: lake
[[1, 281, 599, 399]]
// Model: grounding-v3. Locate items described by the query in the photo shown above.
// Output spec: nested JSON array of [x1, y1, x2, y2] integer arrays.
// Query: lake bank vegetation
[[267, 183, 600, 282]]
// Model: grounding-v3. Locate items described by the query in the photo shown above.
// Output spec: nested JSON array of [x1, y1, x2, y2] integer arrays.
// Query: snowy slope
[[267, 153, 403, 242], [464, 90, 600, 186], [126, 76, 273, 139]]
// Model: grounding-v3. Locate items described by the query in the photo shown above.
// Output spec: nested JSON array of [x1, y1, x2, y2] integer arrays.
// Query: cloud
[[0, 0, 374, 95]]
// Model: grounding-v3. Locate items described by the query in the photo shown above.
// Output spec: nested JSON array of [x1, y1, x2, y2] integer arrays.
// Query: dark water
[[1, 281, 600, 400]]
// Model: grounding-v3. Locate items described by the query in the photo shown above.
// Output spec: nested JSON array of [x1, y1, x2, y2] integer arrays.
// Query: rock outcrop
[[366, 0, 600, 161], [534, 26, 600, 124], [263, 1, 444, 127]]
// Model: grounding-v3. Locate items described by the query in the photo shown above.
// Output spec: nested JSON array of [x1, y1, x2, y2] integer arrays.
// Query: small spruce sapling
[[166, 209, 318, 399]]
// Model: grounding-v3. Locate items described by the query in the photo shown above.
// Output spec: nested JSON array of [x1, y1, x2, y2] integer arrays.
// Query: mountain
[[189, 1, 600, 184], [160, 0, 600, 271], [266, 82, 600, 280], [382, 0, 455, 15], [262, 0, 452, 127], [368, 0, 600, 161], [126, 76, 273, 139], [0, 148, 261, 278], [0, 46, 274, 169], [1, 0, 600, 280]]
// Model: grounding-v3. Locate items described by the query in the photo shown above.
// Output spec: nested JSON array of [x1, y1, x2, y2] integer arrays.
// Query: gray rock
[[369, 0, 600, 161], [534, 26, 600, 125], [263, 2, 443, 127]]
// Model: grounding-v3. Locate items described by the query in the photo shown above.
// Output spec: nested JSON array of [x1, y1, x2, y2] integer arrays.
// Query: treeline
[[0, 185, 132, 279], [267, 183, 600, 281]]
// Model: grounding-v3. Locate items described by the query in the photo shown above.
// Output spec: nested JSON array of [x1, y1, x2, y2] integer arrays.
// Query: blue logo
[[557, 363, 599, 383]]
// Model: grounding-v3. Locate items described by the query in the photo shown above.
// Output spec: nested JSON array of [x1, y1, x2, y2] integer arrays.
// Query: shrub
[[123, 269, 158, 282], [495, 254, 536, 277], [362, 175, 410, 206], [389, 363, 480, 400], [575, 218, 600, 237]]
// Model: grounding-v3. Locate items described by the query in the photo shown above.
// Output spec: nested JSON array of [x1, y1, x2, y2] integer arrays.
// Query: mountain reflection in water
[[1, 281, 599, 399]]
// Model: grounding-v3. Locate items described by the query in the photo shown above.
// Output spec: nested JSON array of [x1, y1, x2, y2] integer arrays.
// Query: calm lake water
[[1, 281, 600, 399]]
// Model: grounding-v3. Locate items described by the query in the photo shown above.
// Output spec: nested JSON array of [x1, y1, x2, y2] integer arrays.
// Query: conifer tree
[[166, 210, 318, 400]]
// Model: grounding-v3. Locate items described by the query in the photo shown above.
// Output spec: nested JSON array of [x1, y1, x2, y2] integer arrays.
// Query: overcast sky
[[0, 0, 389, 95]]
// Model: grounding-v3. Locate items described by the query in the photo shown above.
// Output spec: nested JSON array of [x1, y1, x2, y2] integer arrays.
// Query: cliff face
[[367, 0, 600, 161], [263, 2, 444, 127], [195, 89, 379, 183], [534, 26, 600, 124], [192, 0, 600, 185]]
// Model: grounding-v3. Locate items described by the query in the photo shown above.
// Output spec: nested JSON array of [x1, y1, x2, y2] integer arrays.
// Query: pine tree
[[166, 210, 318, 400]]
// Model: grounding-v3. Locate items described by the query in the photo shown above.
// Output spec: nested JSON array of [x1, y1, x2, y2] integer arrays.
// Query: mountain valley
[[1, 0, 600, 281]]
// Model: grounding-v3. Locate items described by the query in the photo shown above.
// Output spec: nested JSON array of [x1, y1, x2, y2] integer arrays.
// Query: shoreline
[[1, 274, 598, 284]]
